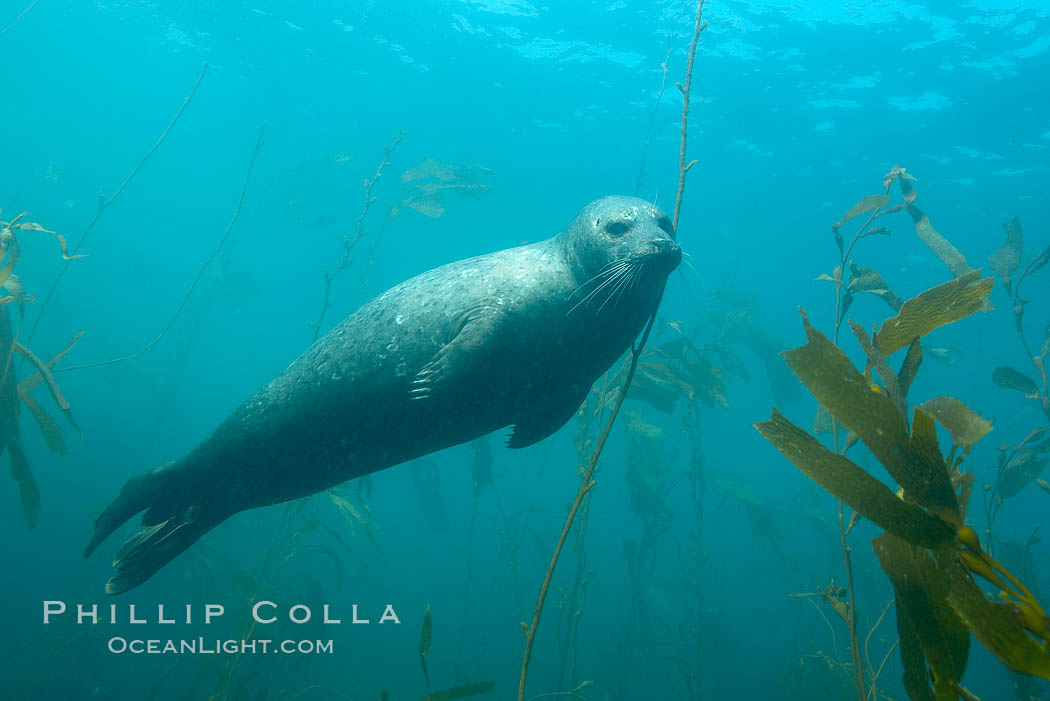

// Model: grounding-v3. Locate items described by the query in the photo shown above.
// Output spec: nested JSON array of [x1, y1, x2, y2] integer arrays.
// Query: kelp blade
[[915, 398, 993, 449], [874, 271, 993, 357], [874, 533, 969, 700], [783, 313, 960, 522], [945, 555, 1050, 680], [756, 409, 955, 548]]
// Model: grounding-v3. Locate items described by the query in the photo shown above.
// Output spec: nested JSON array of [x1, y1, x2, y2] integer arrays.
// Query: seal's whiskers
[[566, 261, 634, 315], [598, 262, 642, 313], [568, 259, 631, 300]]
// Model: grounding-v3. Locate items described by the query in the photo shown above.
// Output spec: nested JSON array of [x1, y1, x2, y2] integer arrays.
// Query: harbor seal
[[86, 195, 681, 594]]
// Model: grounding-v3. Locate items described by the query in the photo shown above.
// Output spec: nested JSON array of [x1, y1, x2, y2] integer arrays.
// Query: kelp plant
[[0, 210, 84, 527], [983, 216, 1050, 551], [758, 169, 1050, 699]]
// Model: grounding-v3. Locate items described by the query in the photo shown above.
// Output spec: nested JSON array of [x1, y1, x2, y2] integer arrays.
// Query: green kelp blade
[[419, 603, 432, 657], [755, 409, 956, 548], [850, 320, 907, 419], [874, 271, 994, 358], [896, 593, 937, 701], [833, 194, 890, 229], [991, 366, 1040, 398], [908, 205, 975, 280], [625, 374, 679, 413], [874, 533, 970, 700], [945, 554, 1050, 680], [996, 453, 1049, 499], [988, 216, 1023, 280], [423, 681, 496, 701], [916, 398, 993, 449], [849, 262, 904, 311], [18, 392, 68, 455], [784, 313, 960, 522], [898, 337, 924, 398], [6, 437, 39, 528]]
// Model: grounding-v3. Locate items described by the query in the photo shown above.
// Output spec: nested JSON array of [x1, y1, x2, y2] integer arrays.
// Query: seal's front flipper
[[508, 384, 589, 449], [410, 306, 505, 401]]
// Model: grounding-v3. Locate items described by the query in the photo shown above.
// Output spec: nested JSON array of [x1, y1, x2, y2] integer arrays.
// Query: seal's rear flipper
[[85, 466, 176, 559], [86, 463, 226, 594], [104, 504, 223, 595]]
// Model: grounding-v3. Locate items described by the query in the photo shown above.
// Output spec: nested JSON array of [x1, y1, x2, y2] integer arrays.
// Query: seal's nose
[[648, 237, 683, 268]]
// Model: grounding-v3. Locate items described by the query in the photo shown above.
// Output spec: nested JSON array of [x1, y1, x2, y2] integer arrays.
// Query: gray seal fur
[[86, 195, 681, 593]]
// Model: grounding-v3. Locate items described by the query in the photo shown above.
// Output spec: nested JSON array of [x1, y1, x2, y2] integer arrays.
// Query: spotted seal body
[[86, 195, 681, 593]]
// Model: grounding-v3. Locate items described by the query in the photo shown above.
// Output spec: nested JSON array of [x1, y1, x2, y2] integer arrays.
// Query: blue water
[[2, 0, 1049, 699]]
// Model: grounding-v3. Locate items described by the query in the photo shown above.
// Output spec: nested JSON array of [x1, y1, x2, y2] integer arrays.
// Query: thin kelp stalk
[[684, 402, 707, 697], [310, 131, 405, 341], [26, 61, 208, 348], [55, 123, 266, 373], [0, 0, 39, 39], [516, 306, 660, 701], [517, 4, 705, 698], [821, 172, 915, 701], [672, 0, 706, 230], [556, 373, 613, 690]]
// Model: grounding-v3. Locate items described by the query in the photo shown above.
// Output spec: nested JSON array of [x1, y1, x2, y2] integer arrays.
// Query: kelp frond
[[757, 273, 1050, 696]]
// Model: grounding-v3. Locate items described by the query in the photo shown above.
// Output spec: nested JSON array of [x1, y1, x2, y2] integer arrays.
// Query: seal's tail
[[85, 464, 226, 595]]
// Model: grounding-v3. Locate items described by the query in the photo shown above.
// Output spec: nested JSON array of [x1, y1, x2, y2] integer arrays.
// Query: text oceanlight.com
[[107, 638, 335, 655]]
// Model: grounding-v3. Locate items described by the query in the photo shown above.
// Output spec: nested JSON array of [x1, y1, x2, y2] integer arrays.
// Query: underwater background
[[2, 0, 1050, 699]]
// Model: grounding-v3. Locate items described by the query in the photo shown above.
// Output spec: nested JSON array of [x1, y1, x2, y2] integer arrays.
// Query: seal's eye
[[657, 216, 674, 235], [604, 221, 628, 237]]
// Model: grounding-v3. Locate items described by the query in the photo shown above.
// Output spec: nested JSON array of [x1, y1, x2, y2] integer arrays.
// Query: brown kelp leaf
[[908, 206, 973, 279], [419, 603, 432, 657], [874, 271, 994, 357], [423, 681, 496, 701], [5, 437, 39, 528], [405, 198, 445, 219], [997, 453, 1048, 499], [13, 340, 80, 431], [18, 392, 68, 456], [784, 312, 959, 521], [850, 320, 906, 419], [833, 194, 890, 230], [945, 555, 1050, 680], [399, 159, 490, 221], [989, 216, 1023, 279], [884, 165, 918, 203], [916, 397, 993, 448], [1, 273, 30, 313], [18, 330, 84, 395], [625, 374, 679, 413], [848, 262, 903, 311], [991, 366, 1039, 398], [874, 533, 970, 697], [756, 409, 956, 548], [812, 403, 845, 436], [0, 232, 19, 290], [895, 591, 937, 701], [898, 337, 923, 398]]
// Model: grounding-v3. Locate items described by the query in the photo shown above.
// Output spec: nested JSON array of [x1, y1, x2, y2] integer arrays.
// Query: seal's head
[[561, 196, 682, 312]]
